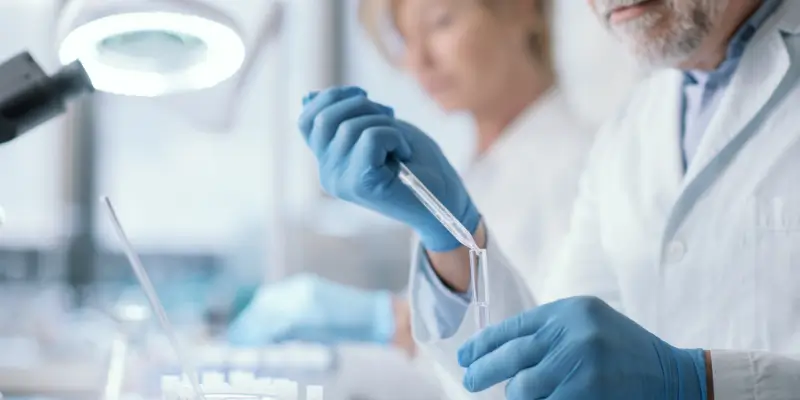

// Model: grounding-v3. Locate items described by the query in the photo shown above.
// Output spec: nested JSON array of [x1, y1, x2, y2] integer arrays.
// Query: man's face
[[588, 0, 728, 68]]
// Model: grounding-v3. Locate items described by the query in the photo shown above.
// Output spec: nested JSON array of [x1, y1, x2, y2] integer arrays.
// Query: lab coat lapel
[[684, 12, 791, 184], [663, 4, 798, 242]]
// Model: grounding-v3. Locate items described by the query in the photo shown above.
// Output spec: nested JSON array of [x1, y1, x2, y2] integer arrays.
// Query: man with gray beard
[[298, 0, 800, 398], [446, 0, 800, 398]]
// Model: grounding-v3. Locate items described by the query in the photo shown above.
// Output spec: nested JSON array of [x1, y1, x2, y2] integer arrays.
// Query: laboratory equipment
[[153, 342, 337, 379], [161, 373, 322, 400], [55, 0, 283, 110], [101, 196, 206, 399], [103, 334, 129, 400], [153, 343, 337, 399], [469, 249, 490, 329], [103, 196, 336, 399], [398, 163, 478, 251], [162, 373, 324, 400], [0, 1, 284, 144], [56, 0, 246, 97], [0, 52, 93, 145], [397, 163, 491, 328]]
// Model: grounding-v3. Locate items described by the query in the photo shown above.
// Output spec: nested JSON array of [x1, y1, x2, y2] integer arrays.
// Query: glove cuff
[[685, 348, 709, 400], [370, 291, 396, 344], [670, 347, 707, 400]]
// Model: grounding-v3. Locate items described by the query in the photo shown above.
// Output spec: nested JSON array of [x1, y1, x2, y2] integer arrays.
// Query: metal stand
[[64, 96, 97, 307]]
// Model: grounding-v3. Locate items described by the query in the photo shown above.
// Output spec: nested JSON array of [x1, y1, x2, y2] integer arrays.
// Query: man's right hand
[[298, 86, 480, 252]]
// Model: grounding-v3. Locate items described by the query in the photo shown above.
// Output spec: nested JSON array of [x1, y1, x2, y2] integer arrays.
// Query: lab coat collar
[[684, 0, 797, 184], [659, 0, 800, 243], [776, 0, 800, 34]]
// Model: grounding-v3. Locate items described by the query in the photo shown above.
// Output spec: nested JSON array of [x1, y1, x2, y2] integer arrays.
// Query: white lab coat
[[462, 88, 593, 295], [410, 1, 800, 399], [417, 88, 593, 400]]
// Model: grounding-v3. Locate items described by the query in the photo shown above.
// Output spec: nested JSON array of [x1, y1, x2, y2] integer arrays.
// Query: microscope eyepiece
[[51, 60, 94, 103]]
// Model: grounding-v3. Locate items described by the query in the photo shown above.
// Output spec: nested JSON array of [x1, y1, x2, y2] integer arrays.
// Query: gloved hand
[[458, 296, 708, 400], [299, 86, 480, 252], [227, 274, 395, 346]]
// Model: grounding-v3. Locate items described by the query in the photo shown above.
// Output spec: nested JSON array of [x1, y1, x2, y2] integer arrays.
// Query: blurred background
[[0, 0, 642, 398]]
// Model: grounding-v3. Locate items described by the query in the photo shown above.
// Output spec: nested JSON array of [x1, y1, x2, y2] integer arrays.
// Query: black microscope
[[0, 51, 94, 145]]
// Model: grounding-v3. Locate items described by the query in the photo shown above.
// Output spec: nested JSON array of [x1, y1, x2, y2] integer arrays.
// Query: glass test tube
[[469, 248, 490, 329]]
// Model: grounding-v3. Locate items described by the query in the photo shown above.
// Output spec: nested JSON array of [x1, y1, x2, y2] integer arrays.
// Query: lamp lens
[[97, 30, 208, 73]]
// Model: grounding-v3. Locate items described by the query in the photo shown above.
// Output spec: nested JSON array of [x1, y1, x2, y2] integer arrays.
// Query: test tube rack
[[156, 344, 337, 381], [161, 372, 324, 400]]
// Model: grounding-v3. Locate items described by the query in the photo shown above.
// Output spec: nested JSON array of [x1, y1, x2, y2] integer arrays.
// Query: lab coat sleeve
[[408, 231, 536, 400], [711, 351, 800, 400], [410, 244, 472, 338]]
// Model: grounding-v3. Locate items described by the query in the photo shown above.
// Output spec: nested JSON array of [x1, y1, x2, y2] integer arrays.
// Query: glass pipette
[[397, 162, 490, 328], [397, 162, 479, 251], [101, 196, 206, 400]]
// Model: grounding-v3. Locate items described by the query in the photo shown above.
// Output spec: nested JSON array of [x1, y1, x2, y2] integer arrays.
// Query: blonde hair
[[358, 0, 554, 72]]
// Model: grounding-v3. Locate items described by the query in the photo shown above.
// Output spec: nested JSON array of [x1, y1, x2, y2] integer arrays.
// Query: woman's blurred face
[[394, 0, 541, 113]]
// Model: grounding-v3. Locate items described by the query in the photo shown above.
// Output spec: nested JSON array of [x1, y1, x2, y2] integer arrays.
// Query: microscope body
[[0, 52, 93, 145]]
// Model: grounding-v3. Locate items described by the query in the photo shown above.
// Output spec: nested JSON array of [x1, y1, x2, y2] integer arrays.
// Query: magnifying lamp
[[57, 0, 283, 132], [0, 0, 282, 146], [56, 0, 247, 97]]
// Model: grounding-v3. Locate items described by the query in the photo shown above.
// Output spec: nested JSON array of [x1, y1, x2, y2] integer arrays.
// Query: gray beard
[[597, 0, 728, 69]]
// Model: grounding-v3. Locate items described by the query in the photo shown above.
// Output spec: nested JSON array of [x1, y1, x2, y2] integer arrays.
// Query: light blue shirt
[[418, 0, 783, 338], [681, 0, 783, 169]]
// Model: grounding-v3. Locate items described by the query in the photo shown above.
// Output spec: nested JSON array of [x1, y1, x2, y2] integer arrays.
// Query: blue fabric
[[681, 0, 783, 169]]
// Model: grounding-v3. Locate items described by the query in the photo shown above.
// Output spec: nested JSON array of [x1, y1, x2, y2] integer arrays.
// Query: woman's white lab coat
[[462, 88, 592, 295], [410, 1, 800, 398], [423, 88, 593, 400]]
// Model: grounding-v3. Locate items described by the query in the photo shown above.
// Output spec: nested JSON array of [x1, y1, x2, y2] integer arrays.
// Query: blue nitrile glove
[[299, 86, 480, 252], [458, 296, 708, 400], [227, 274, 395, 346]]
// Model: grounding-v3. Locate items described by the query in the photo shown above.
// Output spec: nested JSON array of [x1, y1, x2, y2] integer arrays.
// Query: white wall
[[551, 1, 645, 127], [91, 38, 281, 252]]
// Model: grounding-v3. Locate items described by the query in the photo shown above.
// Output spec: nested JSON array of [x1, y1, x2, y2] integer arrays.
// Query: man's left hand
[[458, 296, 708, 399]]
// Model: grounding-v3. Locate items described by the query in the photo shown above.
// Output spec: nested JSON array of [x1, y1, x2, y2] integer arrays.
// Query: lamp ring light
[[56, 0, 247, 97]]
